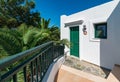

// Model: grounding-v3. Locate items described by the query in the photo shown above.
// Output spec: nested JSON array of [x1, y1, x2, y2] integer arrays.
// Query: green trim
[[94, 23, 107, 39]]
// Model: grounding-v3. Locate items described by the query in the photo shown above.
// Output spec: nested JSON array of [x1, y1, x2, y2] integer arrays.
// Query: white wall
[[60, 15, 70, 55], [100, 1, 120, 69], [61, 0, 120, 69]]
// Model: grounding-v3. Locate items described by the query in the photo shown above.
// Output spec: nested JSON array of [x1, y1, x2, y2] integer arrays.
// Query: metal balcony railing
[[0, 42, 64, 82]]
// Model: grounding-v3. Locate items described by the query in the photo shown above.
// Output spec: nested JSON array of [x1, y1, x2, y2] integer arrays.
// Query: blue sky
[[34, 0, 112, 27]]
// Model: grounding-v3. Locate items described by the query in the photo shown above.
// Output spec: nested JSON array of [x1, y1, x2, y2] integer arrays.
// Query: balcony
[[0, 42, 64, 82], [0, 42, 120, 82]]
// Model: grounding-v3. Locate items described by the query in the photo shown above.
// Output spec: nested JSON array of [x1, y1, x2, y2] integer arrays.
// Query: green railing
[[0, 42, 64, 82]]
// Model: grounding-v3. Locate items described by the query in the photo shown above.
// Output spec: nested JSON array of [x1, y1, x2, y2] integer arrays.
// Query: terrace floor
[[55, 65, 107, 82], [55, 56, 111, 82], [63, 56, 110, 78]]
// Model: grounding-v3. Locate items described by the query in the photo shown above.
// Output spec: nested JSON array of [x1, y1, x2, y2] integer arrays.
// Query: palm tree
[[39, 19, 70, 48], [0, 23, 51, 58], [0, 28, 22, 56], [18, 23, 50, 50], [0, 16, 70, 58], [40, 18, 50, 29], [49, 26, 60, 41]]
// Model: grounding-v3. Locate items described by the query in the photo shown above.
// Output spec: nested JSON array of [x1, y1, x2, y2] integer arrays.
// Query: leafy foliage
[[0, 1, 70, 82], [0, 0, 70, 59], [0, 0, 40, 28], [0, 23, 52, 58], [17, 23, 50, 50], [40, 18, 50, 29], [49, 26, 60, 41], [0, 28, 22, 55]]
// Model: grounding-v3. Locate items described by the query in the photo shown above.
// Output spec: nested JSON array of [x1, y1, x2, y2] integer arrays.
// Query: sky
[[34, 0, 112, 27]]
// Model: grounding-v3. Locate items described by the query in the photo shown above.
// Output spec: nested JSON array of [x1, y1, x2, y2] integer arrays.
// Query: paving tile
[[64, 56, 110, 78]]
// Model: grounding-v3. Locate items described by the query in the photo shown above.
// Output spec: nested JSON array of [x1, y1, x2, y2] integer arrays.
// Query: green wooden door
[[70, 26, 79, 57]]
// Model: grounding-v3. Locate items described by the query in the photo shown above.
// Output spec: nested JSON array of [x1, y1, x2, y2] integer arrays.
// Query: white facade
[[61, 0, 120, 69]]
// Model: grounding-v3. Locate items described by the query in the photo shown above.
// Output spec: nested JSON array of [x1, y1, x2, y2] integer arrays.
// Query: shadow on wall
[[100, 1, 120, 70]]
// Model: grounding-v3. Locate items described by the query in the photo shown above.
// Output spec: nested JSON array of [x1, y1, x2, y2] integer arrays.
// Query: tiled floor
[[55, 65, 107, 82], [64, 56, 110, 78]]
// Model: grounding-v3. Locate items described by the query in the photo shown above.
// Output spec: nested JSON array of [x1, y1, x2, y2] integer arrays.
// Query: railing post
[[35, 58, 39, 82], [13, 74, 17, 82], [23, 66, 27, 82], [62, 44, 65, 56], [52, 42, 54, 62], [0, 69, 1, 81], [30, 62, 34, 82]]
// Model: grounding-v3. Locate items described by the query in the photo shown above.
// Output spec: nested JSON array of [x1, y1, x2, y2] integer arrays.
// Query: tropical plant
[[49, 26, 60, 41], [40, 18, 50, 29], [0, 46, 8, 58], [0, 23, 52, 58], [0, 1, 70, 82], [0, 28, 22, 56], [38, 18, 70, 48], [18, 23, 50, 50]]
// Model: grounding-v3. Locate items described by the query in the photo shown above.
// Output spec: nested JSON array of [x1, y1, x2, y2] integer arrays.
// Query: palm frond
[[54, 39, 70, 48], [23, 29, 35, 44], [35, 29, 50, 42], [0, 46, 8, 59], [17, 23, 28, 35], [40, 18, 50, 29], [0, 28, 22, 55]]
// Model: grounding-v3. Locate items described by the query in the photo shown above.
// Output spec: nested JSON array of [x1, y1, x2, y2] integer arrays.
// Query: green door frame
[[70, 26, 79, 57]]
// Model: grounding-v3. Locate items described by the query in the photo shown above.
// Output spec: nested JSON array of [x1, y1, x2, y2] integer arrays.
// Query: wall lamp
[[82, 25, 87, 35]]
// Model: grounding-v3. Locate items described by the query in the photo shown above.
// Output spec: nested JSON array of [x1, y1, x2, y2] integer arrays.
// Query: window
[[94, 23, 107, 39]]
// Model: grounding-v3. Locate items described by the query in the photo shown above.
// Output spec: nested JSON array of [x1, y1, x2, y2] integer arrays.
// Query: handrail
[[0, 41, 53, 69], [0, 41, 64, 82]]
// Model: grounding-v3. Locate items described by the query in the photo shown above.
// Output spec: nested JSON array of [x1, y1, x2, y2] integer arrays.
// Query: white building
[[60, 0, 120, 69]]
